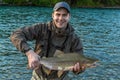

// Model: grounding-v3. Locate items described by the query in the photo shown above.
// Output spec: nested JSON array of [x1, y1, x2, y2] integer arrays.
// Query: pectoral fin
[[42, 66, 52, 75], [57, 71, 64, 77]]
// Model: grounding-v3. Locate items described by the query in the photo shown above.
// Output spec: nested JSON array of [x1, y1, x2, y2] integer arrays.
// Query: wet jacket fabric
[[10, 21, 83, 79]]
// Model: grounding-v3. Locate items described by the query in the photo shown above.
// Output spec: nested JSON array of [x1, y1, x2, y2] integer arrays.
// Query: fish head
[[83, 60, 99, 68]]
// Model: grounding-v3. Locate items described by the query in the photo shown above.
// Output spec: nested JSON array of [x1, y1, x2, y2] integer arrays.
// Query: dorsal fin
[[54, 50, 64, 57]]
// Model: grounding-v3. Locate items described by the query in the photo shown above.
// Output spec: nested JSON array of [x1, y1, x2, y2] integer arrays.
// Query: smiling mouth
[[57, 21, 64, 25], [58, 22, 63, 25]]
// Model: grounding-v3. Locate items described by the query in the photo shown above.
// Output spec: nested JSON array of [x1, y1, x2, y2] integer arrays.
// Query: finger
[[68, 66, 74, 71], [81, 65, 85, 72], [78, 64, 86, 74], [74, 62, 80, 71], [27, 63, 33, 69], [30, 61, 37, 69], [31, 62, 35, 69], [73, 63, 78, 71], [73, 63, 77, 71], [27, 64, 31, 69], [33, 61, 40, 68], [76, 62, 80, 71], [72, 63, 80, 74]]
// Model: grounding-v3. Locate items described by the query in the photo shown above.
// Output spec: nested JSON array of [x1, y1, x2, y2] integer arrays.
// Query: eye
[[56, 13, 60, 16], [63, 14, 67, 17]]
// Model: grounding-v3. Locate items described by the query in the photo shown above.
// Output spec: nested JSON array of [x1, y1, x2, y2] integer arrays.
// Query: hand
[[70, 62, 85, 74], [26, 50, 40, 69]]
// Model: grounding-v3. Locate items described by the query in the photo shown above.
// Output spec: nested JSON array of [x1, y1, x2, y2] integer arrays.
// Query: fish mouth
[[87, 61, 99, 68]]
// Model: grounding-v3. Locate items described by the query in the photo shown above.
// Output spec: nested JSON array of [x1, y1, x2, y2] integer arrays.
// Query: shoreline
[[0, 3, 120, 9]]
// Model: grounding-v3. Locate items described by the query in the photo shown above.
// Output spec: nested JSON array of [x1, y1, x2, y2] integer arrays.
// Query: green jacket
[[10, 21, 83, 79]]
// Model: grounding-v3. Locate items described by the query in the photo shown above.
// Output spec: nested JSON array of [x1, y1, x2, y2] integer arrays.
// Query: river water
[[0, 6, 120, 80]]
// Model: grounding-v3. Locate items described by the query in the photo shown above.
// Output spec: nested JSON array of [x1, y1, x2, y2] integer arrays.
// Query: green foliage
[[3, 0, 13, 4], [77, 0, 96, 7], [2, 0, 120, 7], [14, 0, 27, 5]]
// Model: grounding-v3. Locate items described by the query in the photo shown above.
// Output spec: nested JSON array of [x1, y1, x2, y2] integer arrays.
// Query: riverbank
[[0, 2, 8, 6], [0, 0, 120, 8], [0, 4, 120, 9]]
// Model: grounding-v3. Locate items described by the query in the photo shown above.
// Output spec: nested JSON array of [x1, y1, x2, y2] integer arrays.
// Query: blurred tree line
[[2, 0, 120, 7]]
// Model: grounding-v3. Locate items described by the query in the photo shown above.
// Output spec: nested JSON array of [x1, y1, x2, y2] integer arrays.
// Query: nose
[[59, 15, 63, 20]]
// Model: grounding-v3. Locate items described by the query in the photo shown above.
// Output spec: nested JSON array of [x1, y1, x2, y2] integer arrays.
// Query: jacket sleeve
[[71, 34, 83, 54], [10, 23, 42, 53]]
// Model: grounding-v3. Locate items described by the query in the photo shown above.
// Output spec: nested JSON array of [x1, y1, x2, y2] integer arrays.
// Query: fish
[[39, 50, 99, 77]]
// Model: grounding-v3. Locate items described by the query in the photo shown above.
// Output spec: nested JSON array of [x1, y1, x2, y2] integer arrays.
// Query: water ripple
[[0, 7, 120, 80]]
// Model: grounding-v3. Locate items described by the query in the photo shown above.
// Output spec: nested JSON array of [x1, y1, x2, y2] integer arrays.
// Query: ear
[[68, 13, 71, 20], [52, 13, 54, 19]]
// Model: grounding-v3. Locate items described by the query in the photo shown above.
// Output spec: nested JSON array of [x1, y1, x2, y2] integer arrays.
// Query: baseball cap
[[53, 2, 70, 13]]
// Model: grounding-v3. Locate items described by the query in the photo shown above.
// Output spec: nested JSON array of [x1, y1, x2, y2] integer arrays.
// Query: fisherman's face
[[52, 8, 70, 28]]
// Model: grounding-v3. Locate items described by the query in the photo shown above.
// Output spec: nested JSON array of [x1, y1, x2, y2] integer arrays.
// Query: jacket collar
[[48, 21, 74, 37]]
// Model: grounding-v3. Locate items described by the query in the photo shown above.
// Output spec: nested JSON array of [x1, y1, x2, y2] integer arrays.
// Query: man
[[10, 1, 85, 80]]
